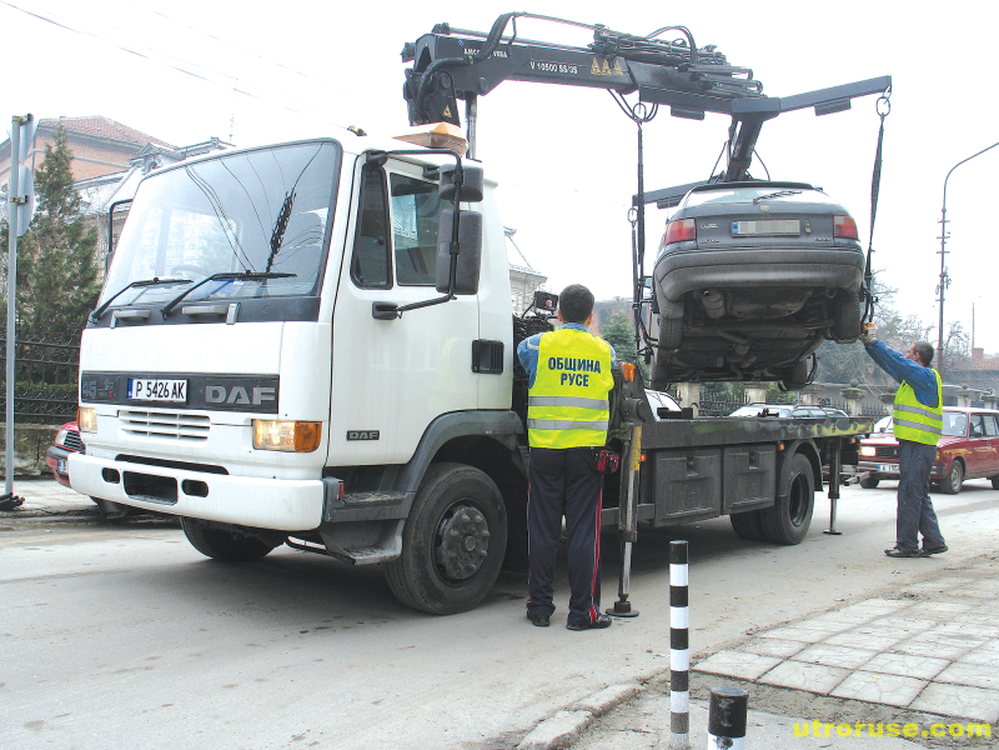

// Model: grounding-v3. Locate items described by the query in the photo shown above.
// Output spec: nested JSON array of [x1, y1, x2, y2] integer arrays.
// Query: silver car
[[651, 181, 865, 388]]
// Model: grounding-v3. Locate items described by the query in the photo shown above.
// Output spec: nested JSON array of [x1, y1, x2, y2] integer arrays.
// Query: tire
[[759, 453, 815, 545], [730, 509, 766, 542], [991, 475, 999, 490], [660, 316, 682, 349], [385, 463, 507, 615], [780, 360, 809, 391], [181, 518, 282, 561], [940, 460, 964, 495], [831, 291, 862, 341], [859, 476, 880, 489]]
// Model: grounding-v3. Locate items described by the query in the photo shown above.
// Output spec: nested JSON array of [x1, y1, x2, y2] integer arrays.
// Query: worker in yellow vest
[[517, 284, 616, 629], [861, 329, 947, 558]]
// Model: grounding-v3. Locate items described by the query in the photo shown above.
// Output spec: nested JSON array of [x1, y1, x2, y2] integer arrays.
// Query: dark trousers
[[526, 447, 604, 625], [896, 439, 946, 552]]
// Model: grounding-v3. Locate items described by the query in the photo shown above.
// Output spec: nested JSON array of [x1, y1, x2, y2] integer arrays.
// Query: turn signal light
[[664, 218, 696, 245], [252, 420, 322, 452], [834, 215, 859, 239]]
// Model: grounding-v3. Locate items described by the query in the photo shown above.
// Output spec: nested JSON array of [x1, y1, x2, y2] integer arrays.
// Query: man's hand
[[858, 323, 876, 345]]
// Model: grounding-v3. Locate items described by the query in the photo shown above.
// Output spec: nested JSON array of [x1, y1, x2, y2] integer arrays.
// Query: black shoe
[[921, 544, 948, 556], [527, 612, 550, 628], [885, 547, 921, 558], [567, 613, 612, 631]]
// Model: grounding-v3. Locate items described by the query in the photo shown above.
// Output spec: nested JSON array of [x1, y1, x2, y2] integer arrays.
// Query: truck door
[[329, 158, 480, 466]]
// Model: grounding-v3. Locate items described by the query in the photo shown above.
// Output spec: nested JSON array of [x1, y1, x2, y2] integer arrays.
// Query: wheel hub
[[435, 504, 491, 581]]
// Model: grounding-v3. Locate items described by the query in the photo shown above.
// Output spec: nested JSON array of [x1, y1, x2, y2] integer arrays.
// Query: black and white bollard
[[707, 686, 748, 749], [669, 540, 689, 749]]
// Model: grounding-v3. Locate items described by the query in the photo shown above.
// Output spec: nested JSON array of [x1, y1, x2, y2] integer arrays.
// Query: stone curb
[[516, 682, 643, 750]]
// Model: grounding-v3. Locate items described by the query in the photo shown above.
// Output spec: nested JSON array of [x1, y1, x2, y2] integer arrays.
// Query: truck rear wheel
[[759, 453, 814, 544], [181, 518, 283, 561], [385, 463, 507, 615]]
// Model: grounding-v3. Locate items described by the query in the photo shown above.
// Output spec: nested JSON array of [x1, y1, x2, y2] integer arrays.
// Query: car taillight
[[834, 215, 858, 239], [664, 218, 696, 245]]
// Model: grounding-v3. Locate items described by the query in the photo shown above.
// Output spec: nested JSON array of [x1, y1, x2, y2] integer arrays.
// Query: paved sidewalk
[[523, 555, 998, 750], [0, 477, 98, 518]]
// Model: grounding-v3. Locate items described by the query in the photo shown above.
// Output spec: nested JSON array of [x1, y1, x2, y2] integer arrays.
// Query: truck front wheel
[[385, 463, 508, 615], [181, 518, 283, 561], [759, 453, 815, 544]]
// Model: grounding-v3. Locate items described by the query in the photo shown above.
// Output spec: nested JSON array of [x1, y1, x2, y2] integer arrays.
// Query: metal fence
[[0, 324, 81, 424]]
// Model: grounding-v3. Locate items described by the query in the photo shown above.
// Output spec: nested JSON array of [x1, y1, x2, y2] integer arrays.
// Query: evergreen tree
[[1, 124, 101, 334]]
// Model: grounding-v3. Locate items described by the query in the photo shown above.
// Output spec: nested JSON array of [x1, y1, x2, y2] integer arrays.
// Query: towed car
[[729, 403, 849, 419], [46, 421, 139, 518], [651, 181, 865, 388], [858, 407, 999, 493]]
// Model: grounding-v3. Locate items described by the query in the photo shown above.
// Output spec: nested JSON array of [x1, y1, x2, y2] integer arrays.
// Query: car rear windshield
[[682, 185, 821, 209]]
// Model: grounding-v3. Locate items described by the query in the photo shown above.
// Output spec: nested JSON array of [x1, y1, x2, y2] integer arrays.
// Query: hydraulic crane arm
[[402, 12, 890, 179]]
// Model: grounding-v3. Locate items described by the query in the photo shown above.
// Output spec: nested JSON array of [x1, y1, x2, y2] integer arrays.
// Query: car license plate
[[877, 463, 900, 474], [128, 378, 188, 403], [732, 219, 801, 237], [57, 457, 67, 473]]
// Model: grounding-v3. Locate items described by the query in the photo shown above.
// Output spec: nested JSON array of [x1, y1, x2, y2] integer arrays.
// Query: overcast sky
[[5, 0, 998, 353]]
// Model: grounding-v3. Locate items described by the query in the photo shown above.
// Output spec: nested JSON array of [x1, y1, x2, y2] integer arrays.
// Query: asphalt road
[[2, 480, 996, 750]]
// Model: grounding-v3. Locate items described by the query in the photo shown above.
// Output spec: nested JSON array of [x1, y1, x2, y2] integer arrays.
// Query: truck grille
[[120, 409, 211, 441]]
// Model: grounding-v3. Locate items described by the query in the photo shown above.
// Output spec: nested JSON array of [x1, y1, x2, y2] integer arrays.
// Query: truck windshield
[[98, 140, 340, 314]]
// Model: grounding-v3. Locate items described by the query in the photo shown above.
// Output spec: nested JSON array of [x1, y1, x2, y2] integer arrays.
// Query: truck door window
[[390, 173, 440, 286], [350, 166, 391, 288]]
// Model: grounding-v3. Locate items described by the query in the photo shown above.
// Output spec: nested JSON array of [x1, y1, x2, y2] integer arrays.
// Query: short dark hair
[[913, 341, 934, 366], [558, 284, 595, 324]]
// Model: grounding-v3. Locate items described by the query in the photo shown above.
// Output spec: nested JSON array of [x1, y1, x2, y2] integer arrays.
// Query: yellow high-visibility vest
[[527, 328, 614, 449], [893, 369, 943, 445]]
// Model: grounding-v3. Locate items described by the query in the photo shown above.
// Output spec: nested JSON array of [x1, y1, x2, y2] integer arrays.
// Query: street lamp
[[937, 140, 999, 380]]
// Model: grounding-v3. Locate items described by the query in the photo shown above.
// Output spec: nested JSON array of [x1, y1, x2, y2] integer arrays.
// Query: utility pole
[[3, 113, 36, 508], [937, 140, 999, 380]]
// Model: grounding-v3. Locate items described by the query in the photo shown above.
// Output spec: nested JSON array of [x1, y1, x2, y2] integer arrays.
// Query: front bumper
[[67, 453, 336, 532]]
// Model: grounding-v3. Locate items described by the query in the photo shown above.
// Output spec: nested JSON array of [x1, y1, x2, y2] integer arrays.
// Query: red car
[[858, 407, 999, 494], [45, 421, 83, 487]]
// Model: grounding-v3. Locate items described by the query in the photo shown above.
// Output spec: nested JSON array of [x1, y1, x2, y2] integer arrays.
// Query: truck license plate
[[128, 378, 188, 403], [877, 463, 900, 474]]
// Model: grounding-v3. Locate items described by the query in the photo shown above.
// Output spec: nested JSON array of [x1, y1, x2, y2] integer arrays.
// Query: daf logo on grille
[[205, 385, 277, 406]]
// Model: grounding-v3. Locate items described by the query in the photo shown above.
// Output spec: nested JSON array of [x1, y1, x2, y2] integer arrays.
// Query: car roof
[[689, 180, 816, 194]]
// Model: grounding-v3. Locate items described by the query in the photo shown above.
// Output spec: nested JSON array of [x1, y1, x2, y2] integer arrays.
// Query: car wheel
[[831, 290, 862, 341], [730, 509, 766, 542], [385, 463, 507, 615], [859, 476, 880, 489], [759, 453, 815, 544], [660, 316, 682, 349], [991, 475, 999, 490], [940, 460, 964, 495], [181, 518, 283, 561], [780, 360, 809, 390]]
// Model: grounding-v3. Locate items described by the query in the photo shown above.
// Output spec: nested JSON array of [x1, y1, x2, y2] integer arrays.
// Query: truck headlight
[[252, 420, 322, 452], [78, 407, 98, 433]]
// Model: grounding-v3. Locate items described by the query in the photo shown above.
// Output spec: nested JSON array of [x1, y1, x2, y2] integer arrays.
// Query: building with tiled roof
[[0, 115, 175, 187]]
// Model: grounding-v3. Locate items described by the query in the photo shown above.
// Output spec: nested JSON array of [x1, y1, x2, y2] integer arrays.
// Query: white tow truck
[[69, 14, 884, 614]]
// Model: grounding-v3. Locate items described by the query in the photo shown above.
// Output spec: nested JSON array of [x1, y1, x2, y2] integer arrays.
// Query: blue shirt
[[517, 322, 617, 388], [864, 340, 939, 408]]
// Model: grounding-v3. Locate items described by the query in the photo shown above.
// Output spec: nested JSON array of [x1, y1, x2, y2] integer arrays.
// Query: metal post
[[824, 439, 842, 535], [937, 140, 999, 379], [669, 539, 689, 749], [4, 116, 22, 502], [707, 686, 748, 749], [608, 423, 641, 617]]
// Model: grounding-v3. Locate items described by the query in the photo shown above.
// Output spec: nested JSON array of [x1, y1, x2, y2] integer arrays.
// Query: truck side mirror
[[436, 209, 482, 295], [439, 164, 484, 202]]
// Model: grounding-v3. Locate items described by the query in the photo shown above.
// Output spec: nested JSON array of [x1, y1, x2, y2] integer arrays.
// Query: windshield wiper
[[161, 271, 296, 317], [91, 277, 193, 322], [753, 190, 802, 204]]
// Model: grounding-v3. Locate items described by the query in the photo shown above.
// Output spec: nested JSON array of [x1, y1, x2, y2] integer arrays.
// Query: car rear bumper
[[654, 247, 865, 303]]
